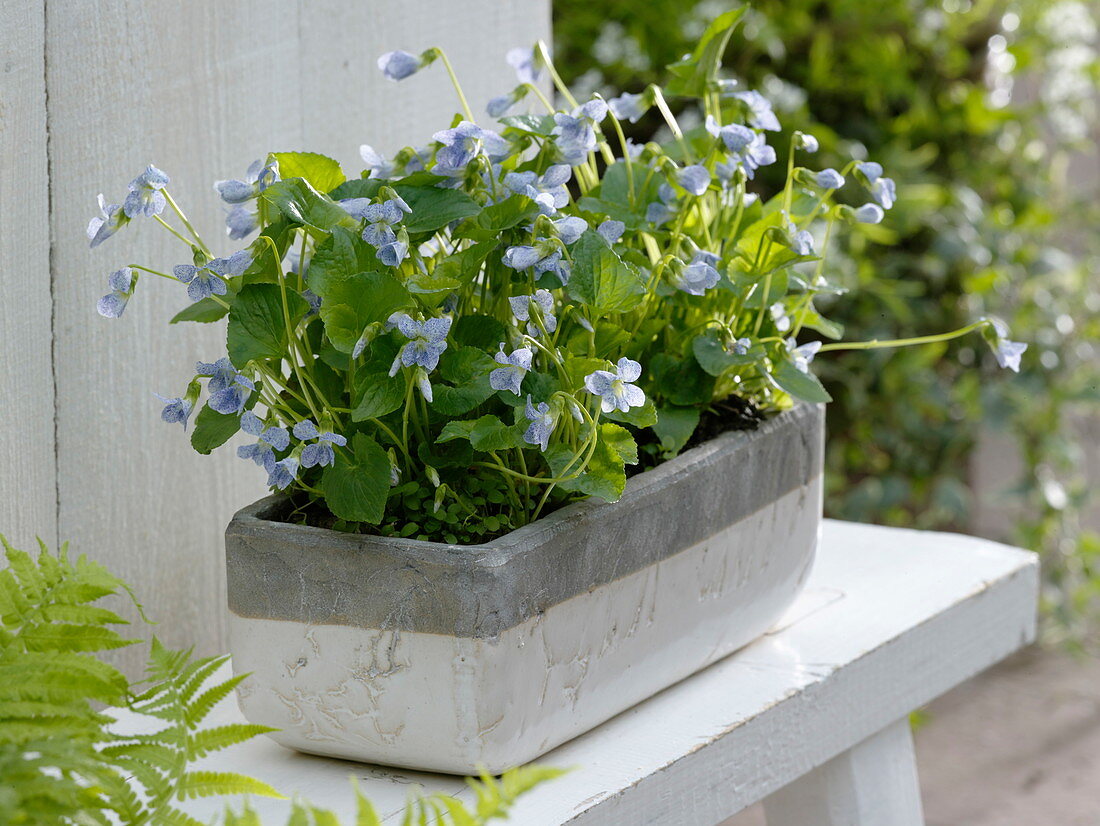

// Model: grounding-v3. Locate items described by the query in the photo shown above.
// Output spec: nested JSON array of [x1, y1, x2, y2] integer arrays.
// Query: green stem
[[648, 85, 692, 162], [153, 215, 195, 249], [256, 235, 319, 421], [433, 48, 475, 122], [162, 190, 211, 256], [524, 81, 556, 113], [371, 417, 410, 461], [605, 107, 635, 203], [816, 321, 991, 353], [535, 40, 578, 109]]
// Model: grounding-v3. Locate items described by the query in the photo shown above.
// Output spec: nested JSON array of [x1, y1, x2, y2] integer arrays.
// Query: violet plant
[[88, 12, 1025, 543]]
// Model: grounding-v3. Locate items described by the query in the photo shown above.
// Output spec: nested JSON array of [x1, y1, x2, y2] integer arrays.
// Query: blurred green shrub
[[554, 0, 1100, 641]]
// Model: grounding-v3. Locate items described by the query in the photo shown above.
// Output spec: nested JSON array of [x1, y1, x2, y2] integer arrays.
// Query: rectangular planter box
[[225, 403, 824, 774]]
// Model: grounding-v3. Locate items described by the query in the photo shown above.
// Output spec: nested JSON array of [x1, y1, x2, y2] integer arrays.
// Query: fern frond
[[20, 621, 137, 652], [186, 723, 276, 759], [179, 653, 230, 704], [5, 545, 46, 602], [309, 806, 343, 826], [155, 804, 209, 826], [499, 764, 570, 799], [175, 770, 283, 801], [287, 801, 313, 826], [0, 537, 277, 825], [352, 781, 383, 826], [436, 796, 478, 826], [0, 651, 129, 704], [40, 601, 129, 626], [99, 740, 181, 773], [222, 803, 265, 826], [184, 671, 248, 727]]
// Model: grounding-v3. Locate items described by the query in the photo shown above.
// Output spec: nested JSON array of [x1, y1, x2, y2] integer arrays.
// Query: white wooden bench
[[177, 520, 1038, 825]]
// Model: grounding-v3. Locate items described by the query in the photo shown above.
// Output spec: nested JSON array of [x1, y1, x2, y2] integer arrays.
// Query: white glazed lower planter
[[225, 402, 824, 774]]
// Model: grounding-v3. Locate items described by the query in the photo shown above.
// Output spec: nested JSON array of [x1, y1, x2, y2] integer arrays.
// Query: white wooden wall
[[3, 0, 550, 674]]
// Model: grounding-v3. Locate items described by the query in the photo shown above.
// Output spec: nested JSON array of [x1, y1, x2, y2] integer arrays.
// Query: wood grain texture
[[45, 0, 550, 675], [0, 1, 56, 551], [152, 520, 1037, 825]]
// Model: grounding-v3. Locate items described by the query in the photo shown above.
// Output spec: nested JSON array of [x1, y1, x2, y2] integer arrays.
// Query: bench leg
[[761, 719, 925, 826]]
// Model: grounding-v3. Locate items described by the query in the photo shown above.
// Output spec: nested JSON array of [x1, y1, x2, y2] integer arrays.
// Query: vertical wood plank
[[47, 1, 303, 674], [46, 0, 550, 675], [0, 1, 56, 552]]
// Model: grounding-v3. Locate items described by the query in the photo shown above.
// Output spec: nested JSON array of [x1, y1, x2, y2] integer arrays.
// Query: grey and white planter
[[225, 402, 824, 774]]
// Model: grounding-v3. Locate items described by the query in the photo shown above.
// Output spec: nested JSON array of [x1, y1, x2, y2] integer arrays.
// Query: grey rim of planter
[[225, 402, 825, 773]]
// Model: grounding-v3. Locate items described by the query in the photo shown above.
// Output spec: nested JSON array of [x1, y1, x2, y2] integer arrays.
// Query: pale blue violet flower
[[174, 250, 251, 302], [730, 90, 780, 131], [871, 177, 896, 209], [716, 123, 776, 180], [732, 337, 752, 355], [414, 367, 435, 403], [796, 132, 819, 152], [585, 358, 645, 413], [87, 194, 128, 248], [771, 302, 792, 332], [855, 161, 883, 183], [506, 47, 540, 84], [608, 92, 646, 123], [360, 145, 395, 179], [677, 164, 711, 196], [378, 50, 420, 81], [784, 217, 815, 255], [597, 219, 625, 244], [214, 159, 277, 204], [389, 314, 451, 374], [791, 228, 815, 256], [504, 165, 572, 215], [988, 319, 1028, 372], [432, 122, 510, 176], [816, 168, 845, 190], [122, 165, 170, 218], [856, 162, 896, 208], [238, 411, 290, 469], [214, 160, 275, 238], [508, 289, 556, 336], [217, 161, 278, 240], [293, 419, 348, 468], [267, 457, 299, 490], [225, 204, 259, 240], [154, 393, 192, 429], [552, 98, 608, 165], [342, 196, 412, 266], [502, 240, 570, 283], [523, 396, 556, 451], [645, 182, 679, 226], [787, 339, 822, 373], [302, 289, 321, 318], [671, 251, 720, 296], [489, 345, 533, 395], [487, 93, 518, 118], [553, 216, 588, 245], [96, 267, 135, 318], [196, 357, 254, 415], [854, 203, 885, 224], [994, 338, 1027, 372]]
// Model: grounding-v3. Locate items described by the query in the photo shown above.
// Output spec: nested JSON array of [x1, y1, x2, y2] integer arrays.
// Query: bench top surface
[[164, 520, 1037, 825]]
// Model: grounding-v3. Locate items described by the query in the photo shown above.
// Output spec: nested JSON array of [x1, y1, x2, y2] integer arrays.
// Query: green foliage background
[[553, 0, 1100, 640]]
